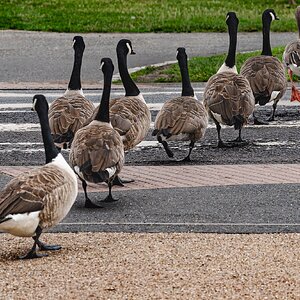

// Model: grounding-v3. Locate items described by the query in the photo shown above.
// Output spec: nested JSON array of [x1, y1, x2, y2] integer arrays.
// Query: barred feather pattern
[[88, 96, 151, 151], [69, 122, 124, 183], [240, 56, 287, 104], [154, 97, 208, 141], [0, 164, 77, 229], [48, 93, 95, 145], [203, 72, 255, 126], [283, 41, 300, 76]]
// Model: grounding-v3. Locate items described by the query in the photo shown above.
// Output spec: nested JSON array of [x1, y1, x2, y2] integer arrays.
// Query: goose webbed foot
[[36, 240, 61, 251], [19, 249, 48, 260], [177, 156, 191, 162], [85, 198, 103, 209], [214, 140, 234, 148], [253, 118, 269, 125], [111, 175, 134, 187], [227, 138, 249, 147], [101, 194, 118, 203]]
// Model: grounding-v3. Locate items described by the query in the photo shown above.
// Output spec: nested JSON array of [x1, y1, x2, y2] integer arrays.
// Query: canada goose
[[49, 36, 94, 149], [0, 95, 78, 259], [152, 47, 208, 161], [70, 58, 124, 207], [283, 6, 300, 101], [203, 12, 255, 148], [88, 39, 151, 185], [240, 9, 287, 124]]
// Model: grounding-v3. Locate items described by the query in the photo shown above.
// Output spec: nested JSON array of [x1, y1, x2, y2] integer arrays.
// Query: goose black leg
[[157, 136, 174, 158], [268, 100, 278, 122], [112, 175, 134, 187], [19, 226, 48, 259], [80, 178, 103, 208], [228, 129, 248, 146], [178, 141, 194, 162], [216, 123, 228, 148], [102, 181, 118, 202]]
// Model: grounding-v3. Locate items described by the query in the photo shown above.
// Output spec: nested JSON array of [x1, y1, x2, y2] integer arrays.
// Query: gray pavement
[[0, 30, 297, 84], [0, 31, 299, 234]]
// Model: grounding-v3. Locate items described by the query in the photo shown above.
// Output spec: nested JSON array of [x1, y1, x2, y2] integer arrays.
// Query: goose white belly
[[289, 64, 300, 76], [0, 211, 41, 237]]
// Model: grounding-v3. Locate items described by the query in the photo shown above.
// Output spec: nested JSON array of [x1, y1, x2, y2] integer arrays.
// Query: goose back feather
[[49, 36, 95, 149], [204, 72, 255, 126]]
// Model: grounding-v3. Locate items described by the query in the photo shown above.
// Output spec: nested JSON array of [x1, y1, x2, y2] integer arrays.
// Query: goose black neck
[[178, 55, 194, 97], [261, 18, 272, 56], [68, 47, 83, 90], [37, 108, 59, 164], [95, 68, 113, 123], [225, 23, 237, 68], [117, 49, 140, 97]]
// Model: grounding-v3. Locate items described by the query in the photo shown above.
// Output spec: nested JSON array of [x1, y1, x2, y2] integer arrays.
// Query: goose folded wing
[[0, 166, 67, 217]]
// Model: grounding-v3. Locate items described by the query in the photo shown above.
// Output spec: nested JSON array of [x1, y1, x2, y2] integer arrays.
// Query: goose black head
[[176, 47, 187, 61], [226, 12, 239, 27], [32, 94, 49, 112], [262, 9, 279, 22], [73, 36, 85, 52], [117, 39, 136, 55], [100, 57, 114, 74]]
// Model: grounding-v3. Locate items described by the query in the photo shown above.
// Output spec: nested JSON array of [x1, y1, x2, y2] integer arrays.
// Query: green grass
[[0, 0, 300, 32], [131, 47, 287, 82]]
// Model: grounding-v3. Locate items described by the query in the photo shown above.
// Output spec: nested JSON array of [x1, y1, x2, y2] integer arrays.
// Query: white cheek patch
[[270, 12, 275, 21], [176, 50, 178, 58], [100, 62, 104, 70], [126, 42, 132, 53], [226, 15, 229, 22], [32, 98, 37, 111], [72, 39, 76, 47]]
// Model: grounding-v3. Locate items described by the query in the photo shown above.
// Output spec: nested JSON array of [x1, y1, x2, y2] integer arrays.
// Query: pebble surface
[[0, 233, 299, 299]]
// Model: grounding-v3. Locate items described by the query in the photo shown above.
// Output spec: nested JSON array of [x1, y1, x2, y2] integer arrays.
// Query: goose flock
[[0, 7, 299, 259]]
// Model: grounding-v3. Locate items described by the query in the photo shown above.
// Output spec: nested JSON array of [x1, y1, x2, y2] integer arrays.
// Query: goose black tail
[[0, 217, 12, 224], [232, 114, 245, 130]]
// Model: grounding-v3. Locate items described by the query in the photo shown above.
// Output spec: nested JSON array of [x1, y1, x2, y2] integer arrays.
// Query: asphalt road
[[0, 86, 299, 233], [0, 31, 299, 234], [0, 30, 297, 84]]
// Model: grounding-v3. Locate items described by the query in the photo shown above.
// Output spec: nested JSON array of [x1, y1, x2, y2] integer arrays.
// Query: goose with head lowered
[[203, 12, 255, 148], [0, 95, 78, 259], [88, 39, 151, 185], [240, 9, 287, 124], [70, 58, 124, 207], [152, 47, 208, 161], [49, 36, 95, 149], [283, 6, 300, 102]]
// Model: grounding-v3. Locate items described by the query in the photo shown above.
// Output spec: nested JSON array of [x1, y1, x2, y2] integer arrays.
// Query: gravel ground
[[0, 233, 299, 299]]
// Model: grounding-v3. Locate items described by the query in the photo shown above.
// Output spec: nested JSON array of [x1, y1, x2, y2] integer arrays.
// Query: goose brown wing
[[155, 97, 207, 136], [109, 96, 151, 150], [49, 94, 94, 139], [240, 56, 287, 98], [0, 165, 66, 217], [70, 124, 124, 181], [204, 72, 255, 125]]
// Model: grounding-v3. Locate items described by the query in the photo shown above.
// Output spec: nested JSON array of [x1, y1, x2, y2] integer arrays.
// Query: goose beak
[[130, 50, 136, 55], [275, 17, 279, 20]]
